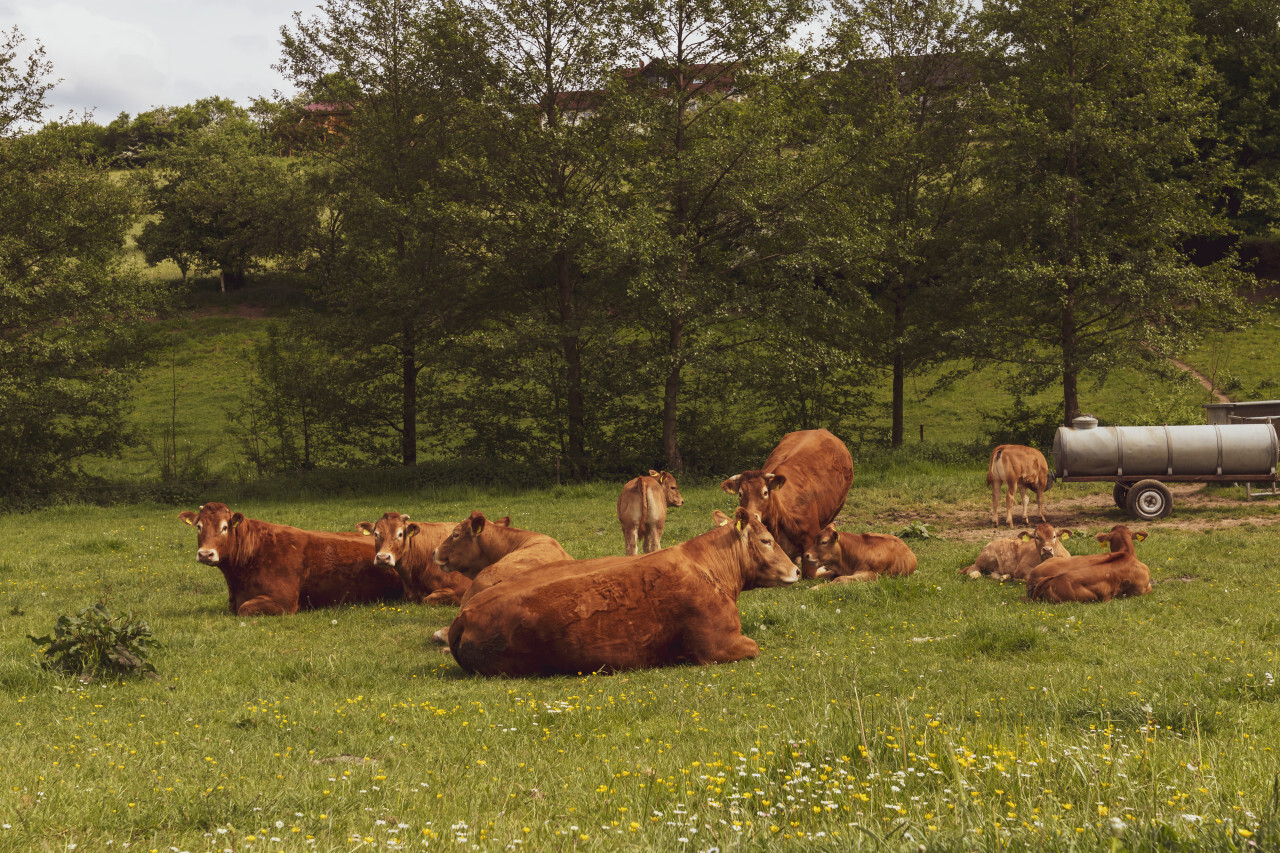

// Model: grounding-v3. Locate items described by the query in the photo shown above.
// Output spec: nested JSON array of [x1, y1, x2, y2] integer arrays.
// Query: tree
[[277, 0, 498, 467], [0, 31, 164, 496], [134, 110, 319, 288], [972, 0, 1246, 424], [821, 0, 983, 447], [624, 0, 820, 471]]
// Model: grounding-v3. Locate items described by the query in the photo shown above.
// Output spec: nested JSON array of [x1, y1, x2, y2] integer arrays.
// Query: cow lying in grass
[[802, 524, 916, 583], [1024, 525, 1153, 603], [961, 523, 1073, 582], [352, 512, 506, 605], [447, 508, 799, 676], [179, 502, 401, 616]]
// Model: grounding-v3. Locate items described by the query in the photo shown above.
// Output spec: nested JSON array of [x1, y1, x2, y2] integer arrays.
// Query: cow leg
[[424, 589, 463, 606], [236, 595, 287, 616], [643, 521, 661, 554], [1005, 481, 1016, 528], [1020, 484, 1031, 526], [622, 525, 639, 557], [689, 631, 760, 665], [830, 571, 879, 584], [1035, 486, 1047, 523], [991, 481, 1001, 527]]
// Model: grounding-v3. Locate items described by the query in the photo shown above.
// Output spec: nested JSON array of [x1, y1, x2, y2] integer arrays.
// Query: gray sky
[[3, 1, 323, 122]]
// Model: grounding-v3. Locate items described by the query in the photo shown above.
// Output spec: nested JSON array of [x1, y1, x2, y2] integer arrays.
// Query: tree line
[[1, 0, 1277, 495]]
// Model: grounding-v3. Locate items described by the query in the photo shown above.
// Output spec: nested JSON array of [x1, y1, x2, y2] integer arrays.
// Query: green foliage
[[981, 394, 1063, 449], [28, 603, 157, 679], [894, 520, 933, 540]]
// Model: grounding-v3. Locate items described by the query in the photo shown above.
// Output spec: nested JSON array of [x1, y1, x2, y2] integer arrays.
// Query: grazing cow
[[960, 523, 1073, 581], [428, 512, 572, 644], [1024, 525, 1153, 604], [617, 470, 685, 555], [722, 428, 854, 579], [447, 508, 800, 676], [988, 444, 1053, 528], [353, 512, 507, 606], [802, 524, 917, 584], [178, 502, 401, 615]]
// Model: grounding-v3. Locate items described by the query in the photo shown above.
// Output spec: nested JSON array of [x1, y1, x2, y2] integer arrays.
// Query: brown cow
[[988, 444, 1053, 528], [353, 512, 509, 605], [1024, 525, 1153, 603], [722, 428, 854, 579], [428, 512, 572, 643], [178, 502, 401, 616], [617, 470, 685, 555], [960, 523, 1073, 581], [802, 524, 917, 584], [447, 508, 800, 676]]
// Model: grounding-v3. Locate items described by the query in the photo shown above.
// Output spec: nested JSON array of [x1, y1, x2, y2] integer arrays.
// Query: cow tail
[[988, 448, 1004, 486]]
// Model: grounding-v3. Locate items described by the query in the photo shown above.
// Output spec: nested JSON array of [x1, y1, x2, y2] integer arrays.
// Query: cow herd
[[178, 432, 1154, 676]]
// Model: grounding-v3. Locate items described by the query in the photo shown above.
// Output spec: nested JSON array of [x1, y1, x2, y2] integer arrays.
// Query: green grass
[[2, 473, 1279, 851]]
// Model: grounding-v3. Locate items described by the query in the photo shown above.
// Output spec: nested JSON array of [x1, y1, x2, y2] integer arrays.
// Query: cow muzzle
[[196, 549, 220, 565], [375, 553, 395, 566]]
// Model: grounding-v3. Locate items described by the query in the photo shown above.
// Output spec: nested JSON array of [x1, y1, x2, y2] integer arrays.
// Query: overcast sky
[[3, 1, 324, 122]]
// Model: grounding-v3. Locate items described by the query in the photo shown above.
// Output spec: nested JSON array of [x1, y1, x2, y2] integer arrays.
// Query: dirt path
[[1170, 358, 1231, 404]]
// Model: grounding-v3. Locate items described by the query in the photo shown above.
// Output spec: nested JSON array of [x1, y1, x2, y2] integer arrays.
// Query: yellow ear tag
[[1059, 531, 1070, 540], [1019, 533, 1030, 541], [735, 518, 744, 532], [360, 528, 372, 536], [1135, 532, 1147, 542]]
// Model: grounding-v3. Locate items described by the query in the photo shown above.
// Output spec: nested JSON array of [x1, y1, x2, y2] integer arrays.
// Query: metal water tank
[[1053, 423, 1279, 479]]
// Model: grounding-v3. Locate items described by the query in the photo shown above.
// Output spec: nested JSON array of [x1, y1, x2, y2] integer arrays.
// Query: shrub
[[28, 603, 158, 679]]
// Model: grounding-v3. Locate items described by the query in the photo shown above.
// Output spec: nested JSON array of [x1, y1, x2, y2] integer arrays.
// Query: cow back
[[234, 521, 401, 611]]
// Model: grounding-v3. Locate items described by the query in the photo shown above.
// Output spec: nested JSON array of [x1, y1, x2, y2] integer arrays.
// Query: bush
[[28, 603, 158, 679]]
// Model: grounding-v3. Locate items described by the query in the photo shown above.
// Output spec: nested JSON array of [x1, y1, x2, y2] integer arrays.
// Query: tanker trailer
[[1052, 419, 1279, 521]]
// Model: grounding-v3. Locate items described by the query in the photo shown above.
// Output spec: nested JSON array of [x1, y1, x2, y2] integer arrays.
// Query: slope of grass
[[1, 478, 1278, 851]]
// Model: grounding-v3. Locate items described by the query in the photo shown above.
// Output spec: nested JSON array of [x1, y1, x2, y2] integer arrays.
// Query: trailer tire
[[1125, 479, 1173, 521], [1112, 482, 1130, 509]]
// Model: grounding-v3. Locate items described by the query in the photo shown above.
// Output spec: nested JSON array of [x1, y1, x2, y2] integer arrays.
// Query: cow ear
[[733, 507, 751, 532], [1133, 531, 1148, 542], [649, 469, 661, 478], [720, 475, 741, 495], [468, 512, 487, 535], [1095, 532, 1108, 543], [1058, 529, 1072, 540], [405, 523, 421, 539], [356, 522, 375, 536], [230, 513, 245, 529], [767, 474, 787, 491], [494, 516, 511, 527], [179, 511, 197, 526], [712, 510, 731, 527]]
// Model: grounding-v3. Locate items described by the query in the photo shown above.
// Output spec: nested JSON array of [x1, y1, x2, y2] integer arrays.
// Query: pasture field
[[2, 464, 1280, 852]]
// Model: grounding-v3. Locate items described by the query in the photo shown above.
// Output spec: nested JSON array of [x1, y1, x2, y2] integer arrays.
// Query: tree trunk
[[891, 285, 906, 447], [662, 316, 684, 472], [401, 318, 417, 467]]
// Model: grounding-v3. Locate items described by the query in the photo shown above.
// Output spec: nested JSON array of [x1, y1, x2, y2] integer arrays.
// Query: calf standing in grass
[[1024, 525, 1153, 603], [988, 444, 1053, 528], [803, 525, 916, 583], [617, 470, 684, 555], [961, 523, 1073, 581]]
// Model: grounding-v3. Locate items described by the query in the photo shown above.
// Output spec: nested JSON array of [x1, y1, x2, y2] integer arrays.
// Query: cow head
[[1097, 524, 1147, 554], [650, 469, 685, 507], [433, 511, 492, 575], [721, 470, 787, 520], [356, 512, 415, 569], [729, 507, 800, 589], [1019, 523, 1072, 561], [178, 502, 245, 566], [802, 525, 841, 576]]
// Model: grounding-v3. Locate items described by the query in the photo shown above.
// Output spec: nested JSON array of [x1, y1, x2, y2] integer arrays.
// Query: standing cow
[[722, 428, 854, 578], [178, 502, 402, 615], [447, 508, 800, 676], [617, 470, 685, 555], [988, 444, 1054, 528]]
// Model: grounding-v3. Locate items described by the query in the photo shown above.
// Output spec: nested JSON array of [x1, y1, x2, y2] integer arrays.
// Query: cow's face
[[1021, 523, 1070, 560], [1096, 524, 1146, 554], [721, 471, 787, 520], [733, 508, 800, 589], [356, 512, 414, 568], [651, 469, 685, 507], [178, 502, 245, 566], [803, 525, 841, 571], [433, 511, 491, 574]]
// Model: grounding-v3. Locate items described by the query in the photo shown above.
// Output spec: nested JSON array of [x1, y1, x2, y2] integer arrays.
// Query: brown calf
[[961, 523, 1073, 581], [988, 444, 1053, 528], [802, 524, 917, 584], [617, 470, 685, 555], [178, 502, 401, 616], [722, 428, 854, 578], [1024, 525, 1153, 603], [447, 508, 800, 676], [354, 512, 502, 605]]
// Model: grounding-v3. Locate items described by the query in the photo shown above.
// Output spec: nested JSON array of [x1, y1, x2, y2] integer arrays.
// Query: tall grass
[[1, 473, 1278, 850]]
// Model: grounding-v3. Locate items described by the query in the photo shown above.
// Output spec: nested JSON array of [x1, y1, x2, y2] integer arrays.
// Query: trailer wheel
[[1125, 479, 1173, 521], [1112, 482, 1130, 509]]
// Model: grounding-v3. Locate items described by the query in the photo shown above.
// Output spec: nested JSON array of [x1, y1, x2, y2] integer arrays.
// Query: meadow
[[2, 461, 1280, 852]]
